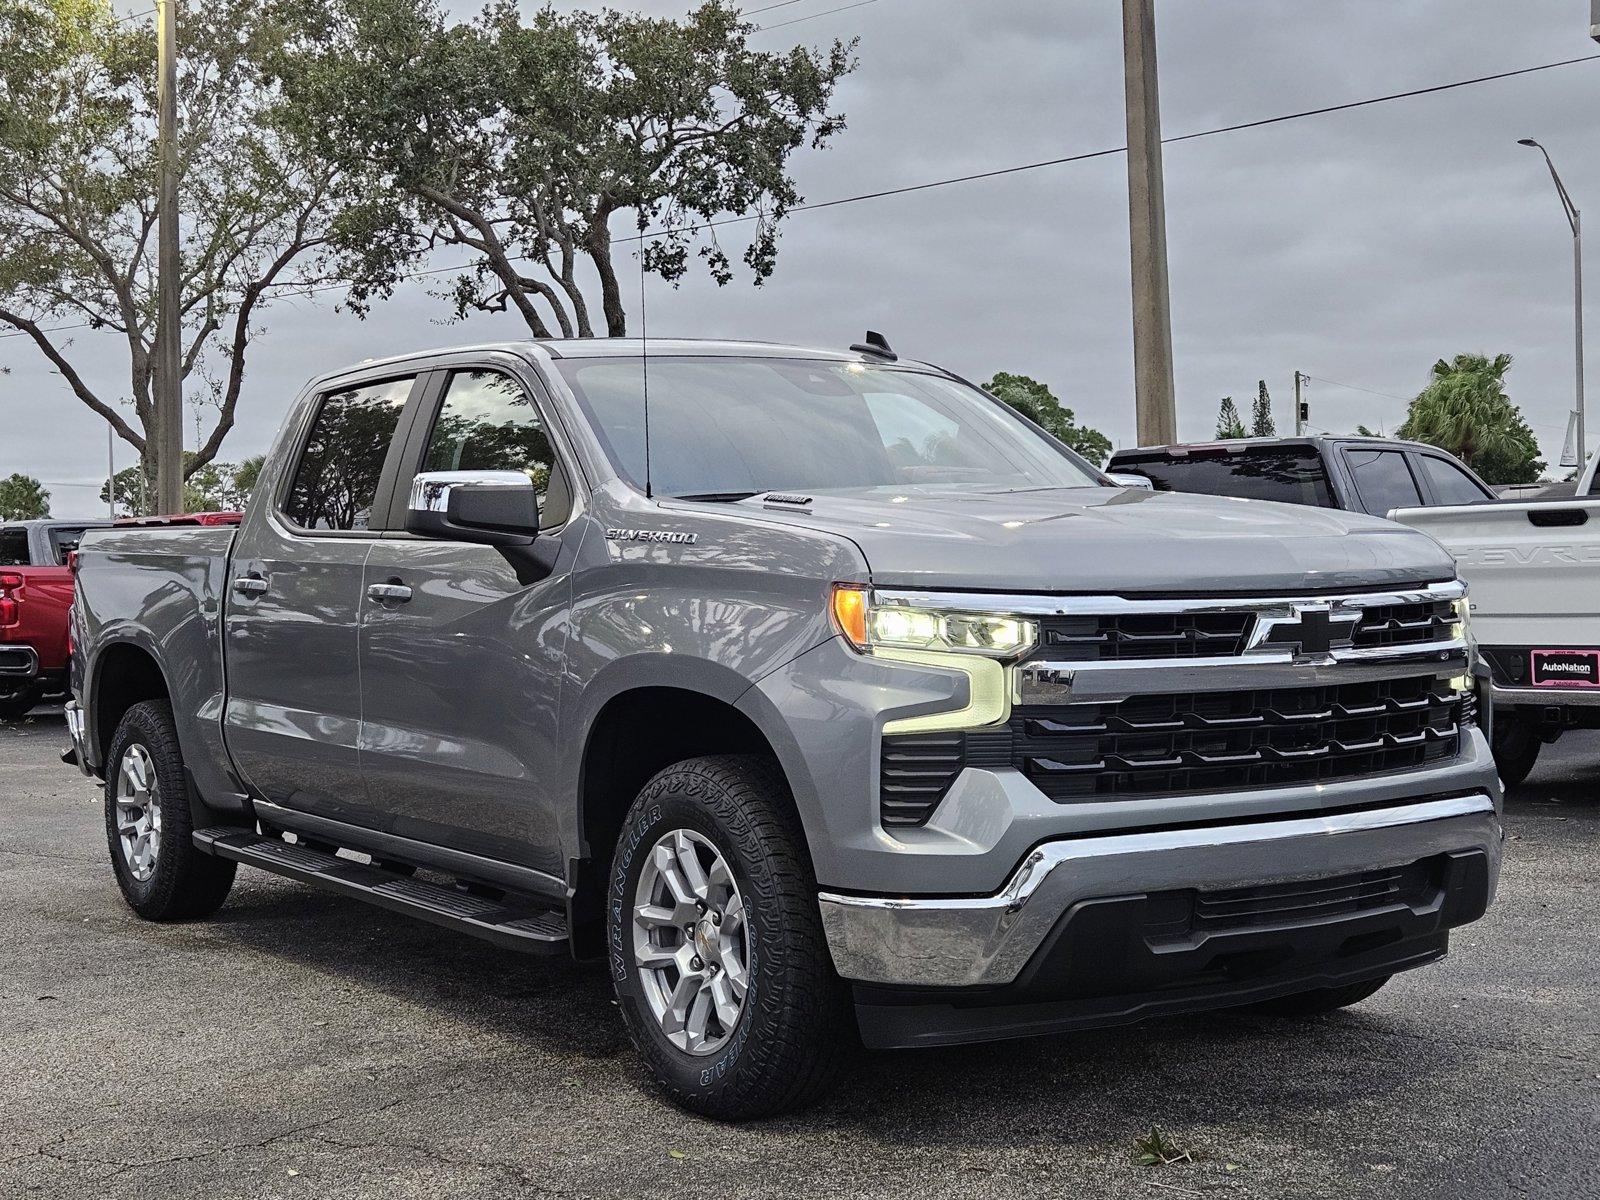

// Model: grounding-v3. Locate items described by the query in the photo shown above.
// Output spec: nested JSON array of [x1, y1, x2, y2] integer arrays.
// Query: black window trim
[[384, 361, 583, 538], [273, 370, 431, 539], [1339, 445, 1426, 515]]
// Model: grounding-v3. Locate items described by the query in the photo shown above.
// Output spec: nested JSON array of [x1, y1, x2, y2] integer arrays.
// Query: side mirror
[[405, 471, 539, 546], [1105, 471, 1155, 491]]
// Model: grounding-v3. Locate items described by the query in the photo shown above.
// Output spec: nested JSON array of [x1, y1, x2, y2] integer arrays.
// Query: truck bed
[[1391, 496, 1600, 692]]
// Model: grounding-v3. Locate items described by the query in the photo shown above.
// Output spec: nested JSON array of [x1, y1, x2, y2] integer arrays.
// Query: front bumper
[[819, 792, 1501, 991]]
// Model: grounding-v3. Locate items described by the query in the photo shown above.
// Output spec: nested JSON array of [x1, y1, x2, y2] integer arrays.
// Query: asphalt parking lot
[[1, 710, 1595, 1200]]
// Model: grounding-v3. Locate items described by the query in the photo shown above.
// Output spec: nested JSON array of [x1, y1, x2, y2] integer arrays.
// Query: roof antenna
[[850, 330, 898, 361], [639, 243, 653, 499]]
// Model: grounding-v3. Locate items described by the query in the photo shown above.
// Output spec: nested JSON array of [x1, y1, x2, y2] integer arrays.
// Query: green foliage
[[100, 453, 259, 516], [1215, 396, 1246, 439], [1251, 381, 1276, 437], [1133, 1127, 1195, 1167], [983, 372, 1113, 465], [0, 0, 335, 484], [268, 0, 855, 338], [1397, 354, 1545, 485], [0, 473, 50, 520]]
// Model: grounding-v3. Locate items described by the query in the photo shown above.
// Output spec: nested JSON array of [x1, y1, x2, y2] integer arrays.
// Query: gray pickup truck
[[67, 338, 1503, 1119]]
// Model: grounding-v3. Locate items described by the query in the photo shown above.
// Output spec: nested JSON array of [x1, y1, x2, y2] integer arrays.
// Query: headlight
[[830, 585, 1037, 659], [1450, 595, 1471, 643]]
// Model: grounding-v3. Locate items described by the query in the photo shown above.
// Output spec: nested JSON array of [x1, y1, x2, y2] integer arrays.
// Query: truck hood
[[740, 486, 1455, 594]]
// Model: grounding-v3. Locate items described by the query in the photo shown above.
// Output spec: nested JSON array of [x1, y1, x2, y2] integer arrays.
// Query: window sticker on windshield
[[1530, 649, 1600, 688]]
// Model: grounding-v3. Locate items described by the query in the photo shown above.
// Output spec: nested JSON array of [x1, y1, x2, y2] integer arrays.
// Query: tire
[[1246, 974, 1391, 1018], [104, 700, 236, 921], [1492, 714, 1541, 789], [607, 754, 849, 1120], [0, 684, 42, 721]]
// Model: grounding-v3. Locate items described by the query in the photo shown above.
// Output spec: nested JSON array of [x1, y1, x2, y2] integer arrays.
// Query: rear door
[[355, 363, 582, 871], [223, 372, 422, 818]]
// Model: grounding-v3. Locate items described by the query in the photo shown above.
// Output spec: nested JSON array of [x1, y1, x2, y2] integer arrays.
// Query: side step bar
[[193, 828, 568, 955]]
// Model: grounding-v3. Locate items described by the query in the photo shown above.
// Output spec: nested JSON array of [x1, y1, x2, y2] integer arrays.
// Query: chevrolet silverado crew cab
[[67, 339, 1503, 1119], [1107, 436, 1497, 516]]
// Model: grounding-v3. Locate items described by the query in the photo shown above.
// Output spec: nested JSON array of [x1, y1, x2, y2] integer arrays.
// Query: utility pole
[[1294, 371, 1309, 435], [154, 0, 183, 514], [107, 426, 115, 520], [1121, 0, 1177, 446]]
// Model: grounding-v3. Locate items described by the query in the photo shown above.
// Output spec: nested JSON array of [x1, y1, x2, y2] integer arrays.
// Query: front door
[[223, 373, 419, 819], [357, 367, 580, 873]]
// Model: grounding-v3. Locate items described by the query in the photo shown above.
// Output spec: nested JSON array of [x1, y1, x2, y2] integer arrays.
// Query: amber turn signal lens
[[830, 583, 869, 650]]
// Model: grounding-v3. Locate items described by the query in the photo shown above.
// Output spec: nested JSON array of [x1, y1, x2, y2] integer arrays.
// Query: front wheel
[[104, 700, 236, 920], [607, 755, 849, 1120]]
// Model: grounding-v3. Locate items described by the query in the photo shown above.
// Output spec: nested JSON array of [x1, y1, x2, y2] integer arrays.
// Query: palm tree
[[1398, 354, 1543, 483]]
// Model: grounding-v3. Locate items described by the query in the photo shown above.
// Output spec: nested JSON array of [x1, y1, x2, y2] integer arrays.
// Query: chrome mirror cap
[[1104, 472, 1154, 491], [408, 470, 534, 514]]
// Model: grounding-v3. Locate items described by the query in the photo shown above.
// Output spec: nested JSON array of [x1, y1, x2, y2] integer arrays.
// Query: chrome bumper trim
[[819, 794, 1500, 988], [1492, 684, 1600, 709], [64, 700, 93, 777], [0, 645, 40, 677]]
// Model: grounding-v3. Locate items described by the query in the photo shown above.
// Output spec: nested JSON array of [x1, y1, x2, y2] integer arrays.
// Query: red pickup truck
[[1, 520, 112, 719], [2, 514, 243, 719]]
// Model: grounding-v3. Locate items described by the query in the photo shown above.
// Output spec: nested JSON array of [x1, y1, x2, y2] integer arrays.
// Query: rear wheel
[[104, 700, 236, 920], [1247, 975, 1391, 1017], [607, 755, 849, 1120], [1491, 714, 1541, 789]]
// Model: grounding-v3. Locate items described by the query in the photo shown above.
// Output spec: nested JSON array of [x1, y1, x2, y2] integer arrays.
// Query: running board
[[193, 828, 568, 955]]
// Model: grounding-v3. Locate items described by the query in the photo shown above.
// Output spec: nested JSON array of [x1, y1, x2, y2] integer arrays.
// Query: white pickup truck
[[1393, 476, 1600, 785]]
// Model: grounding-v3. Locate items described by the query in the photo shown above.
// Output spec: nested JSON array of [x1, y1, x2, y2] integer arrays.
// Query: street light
[[1518, 138, 1585, 470]]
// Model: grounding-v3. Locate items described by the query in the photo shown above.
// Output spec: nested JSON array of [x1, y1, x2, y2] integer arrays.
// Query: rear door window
[[1112, 448, 1334, 507], [47, 527, 92, 564], [1416, 454, 1492, 506], [282, 377, 414, 531], [1345, 448, 1423, 515]]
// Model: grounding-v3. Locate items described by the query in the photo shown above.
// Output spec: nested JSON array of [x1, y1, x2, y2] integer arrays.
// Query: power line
[[1305, 376, 1412, 402], [754, 0, 882, 33], [4, 51, 1597, 344]]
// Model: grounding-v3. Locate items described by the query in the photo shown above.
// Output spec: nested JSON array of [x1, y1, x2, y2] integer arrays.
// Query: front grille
[[1190, 859, 1440, 933], [879, 674, 1464, 826], [1013, 675, 1462, 801], [1035, 612, 1254, 662], [1350, 597, 1456, 650]]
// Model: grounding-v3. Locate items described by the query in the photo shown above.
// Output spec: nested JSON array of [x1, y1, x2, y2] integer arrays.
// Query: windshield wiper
[[674, 491, 764, 502]]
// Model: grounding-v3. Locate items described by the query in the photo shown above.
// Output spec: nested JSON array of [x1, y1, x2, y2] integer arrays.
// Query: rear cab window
[[281, 377, 413, 531], [1111, 446, 1335, 507], [0, 527, 28, 566]]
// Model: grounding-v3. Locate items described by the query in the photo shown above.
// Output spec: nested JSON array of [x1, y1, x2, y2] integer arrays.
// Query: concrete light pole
[[154, 0, 184, 515], [1121, 0, 1178, 446], [1518, 139, 1585, 469]]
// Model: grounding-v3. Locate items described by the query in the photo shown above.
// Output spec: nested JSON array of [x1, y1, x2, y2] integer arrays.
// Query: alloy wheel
[[115, 744, 162, 882], [632, 829, 750, 1055]]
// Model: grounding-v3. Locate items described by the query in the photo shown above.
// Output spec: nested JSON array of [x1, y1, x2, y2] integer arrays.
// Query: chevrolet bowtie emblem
[[1253, 603, 1359, 658]]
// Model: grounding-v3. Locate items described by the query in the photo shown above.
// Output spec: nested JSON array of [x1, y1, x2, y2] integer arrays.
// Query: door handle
[[367, 582, 413, 604], [232, 575, 268, 597]]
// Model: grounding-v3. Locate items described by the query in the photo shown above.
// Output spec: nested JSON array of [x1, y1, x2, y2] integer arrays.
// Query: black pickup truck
[[1108, 436, 1497, 517]]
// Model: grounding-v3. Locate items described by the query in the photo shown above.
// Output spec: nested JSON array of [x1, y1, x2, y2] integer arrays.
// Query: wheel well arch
[[91, 641, 170, 763], [570, 686, 784, 955]]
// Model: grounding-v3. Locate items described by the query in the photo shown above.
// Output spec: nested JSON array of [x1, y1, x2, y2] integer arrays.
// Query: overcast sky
[[4, 0, 1598, 513]]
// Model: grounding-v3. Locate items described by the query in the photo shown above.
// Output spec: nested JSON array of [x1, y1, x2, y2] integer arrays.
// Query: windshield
[[1113, 447, 1335, 507], [553, 356, 1103, 497]]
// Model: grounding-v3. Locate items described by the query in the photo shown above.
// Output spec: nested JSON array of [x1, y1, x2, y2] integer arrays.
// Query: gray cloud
[[2, 0, 1596, 513]]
